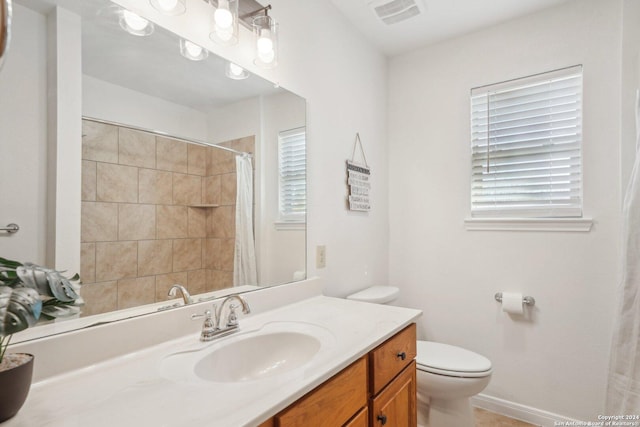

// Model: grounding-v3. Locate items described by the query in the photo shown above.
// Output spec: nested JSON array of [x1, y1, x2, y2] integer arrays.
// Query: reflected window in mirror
[[277, 127, 306, 225]]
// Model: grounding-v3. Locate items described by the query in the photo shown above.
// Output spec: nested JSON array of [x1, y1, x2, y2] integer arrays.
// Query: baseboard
[[471, 394, 581, 427]]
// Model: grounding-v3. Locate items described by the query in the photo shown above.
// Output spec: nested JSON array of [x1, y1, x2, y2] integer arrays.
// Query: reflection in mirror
[[1, 0, 306, 342]]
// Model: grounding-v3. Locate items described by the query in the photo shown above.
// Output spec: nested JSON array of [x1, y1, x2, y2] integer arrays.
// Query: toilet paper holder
[[494, 292, 535, 306]]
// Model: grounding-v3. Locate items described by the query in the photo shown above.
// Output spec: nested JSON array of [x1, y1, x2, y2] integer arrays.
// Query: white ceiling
[[17, 0, 282, 111], [329, 0, 573, 56]]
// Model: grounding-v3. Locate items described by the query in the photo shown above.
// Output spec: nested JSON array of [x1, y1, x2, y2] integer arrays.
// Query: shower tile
[[118, 128, 156, 169], [139, 168, 172, 205], [155, 272, 188, 302], [81, 281, 118, 316], [220, 173, 237, 205], [138, 239, 173, 276], [206, 269, 233, 291], [187, 269, 207, 295], [117, 276, 156, 309], [219, 238, 234, 271], [188, 207, 207, 238], [157, 205, 188, 239], [173, 238, 202, 272], [203, 238, 221, 269], [96, 163, 138, 203], [156, 136, 188, 173], [81, 202, 118, 242], [235, 136, 255, 155], [173, 173, 202, 206], [209, 144, 234, 167], [202, 175, 221, 206], [118, 204, 156, 240], [82, 160, 97, 201], [208, 205, 235, 239], [95, 241, 138, 282], [188, 144, 207, 176], [82, 121, 118, 163], [81, 243, 96, 284], [209, 158, 236, 175]]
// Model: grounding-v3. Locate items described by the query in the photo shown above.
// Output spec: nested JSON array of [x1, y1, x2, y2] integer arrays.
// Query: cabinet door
[[370, 361, 416, 427], [276, 357, 368, 427], [344, 407, 368, 427]]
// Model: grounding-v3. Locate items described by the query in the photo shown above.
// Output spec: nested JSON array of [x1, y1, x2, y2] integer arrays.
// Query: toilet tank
[[346, 286, 399, 304]]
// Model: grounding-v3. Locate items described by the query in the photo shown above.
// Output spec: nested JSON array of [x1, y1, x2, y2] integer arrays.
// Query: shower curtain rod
[[82, 116, 254, 158]]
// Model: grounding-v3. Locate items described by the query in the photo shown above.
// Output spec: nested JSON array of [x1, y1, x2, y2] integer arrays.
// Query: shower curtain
[[606, 91, 640, 412], [233, 154, 258, 287]]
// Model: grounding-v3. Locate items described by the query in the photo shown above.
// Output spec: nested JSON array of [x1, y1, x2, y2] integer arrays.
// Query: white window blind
[[470, 65, 583, 218], [278, 127, 306, 222]]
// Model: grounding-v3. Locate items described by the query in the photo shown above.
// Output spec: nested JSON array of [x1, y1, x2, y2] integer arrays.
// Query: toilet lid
[[416, 341, 492, 377], [346, 286, 400, 304]]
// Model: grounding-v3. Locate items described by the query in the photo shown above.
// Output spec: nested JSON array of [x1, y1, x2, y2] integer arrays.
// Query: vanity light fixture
[[180, 39, 209, 61], [119, 9, 154, 36], [252, 8, 277, 69], [210, 0, 239, 46], [149, 0, 186, 16], [225, 61, 249, 79]]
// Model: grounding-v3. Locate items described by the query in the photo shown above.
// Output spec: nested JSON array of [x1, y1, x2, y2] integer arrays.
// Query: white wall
[[114, 0, 390, 297], [0, 4, 48, 264], [388, 0, 622, 421], [261, 91, 306, 285], [83, 75, 208, 142]]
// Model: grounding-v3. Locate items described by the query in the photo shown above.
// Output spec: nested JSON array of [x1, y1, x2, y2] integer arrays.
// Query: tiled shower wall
[[80, 119, 255, 316]]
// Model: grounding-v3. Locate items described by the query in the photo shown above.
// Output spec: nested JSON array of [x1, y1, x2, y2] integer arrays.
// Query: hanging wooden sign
[[347, 133, 371, 211]]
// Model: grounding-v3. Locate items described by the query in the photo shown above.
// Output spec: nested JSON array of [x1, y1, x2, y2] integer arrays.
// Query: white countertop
[[4, 296, 421, 427]]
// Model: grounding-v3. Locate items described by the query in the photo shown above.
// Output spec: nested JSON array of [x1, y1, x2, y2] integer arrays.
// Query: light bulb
[[157, 0, 178, 11], [184, 41, 202, 58], [123, 11, 149, 32], [229, 63, 244, 76], [257, 29, 273, 53], [214, 0, 233, 29], [258, 48, 275, 64], [257, 29, 275, 64]]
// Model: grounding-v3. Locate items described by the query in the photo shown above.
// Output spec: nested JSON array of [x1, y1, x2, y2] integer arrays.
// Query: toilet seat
[[416, 341, 492, 378]]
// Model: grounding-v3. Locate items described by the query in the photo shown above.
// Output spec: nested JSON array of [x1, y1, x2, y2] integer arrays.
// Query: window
[[278, 127, 306, 222], [470, 66, 583, 218]]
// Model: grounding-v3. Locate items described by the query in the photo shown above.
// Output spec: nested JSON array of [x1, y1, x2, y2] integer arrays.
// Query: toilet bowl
[[347, 286, 492, 427]]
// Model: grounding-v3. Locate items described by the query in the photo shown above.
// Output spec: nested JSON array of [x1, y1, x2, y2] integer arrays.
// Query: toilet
[[347, 286, 492, 427]]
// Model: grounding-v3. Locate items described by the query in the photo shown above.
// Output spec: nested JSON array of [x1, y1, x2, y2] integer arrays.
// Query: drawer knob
[[397, 351, 407, 361], [377, 414, 388, 425]]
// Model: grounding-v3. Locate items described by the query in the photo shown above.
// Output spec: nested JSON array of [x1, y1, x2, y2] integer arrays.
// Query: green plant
[[0, 257, 81, 364]]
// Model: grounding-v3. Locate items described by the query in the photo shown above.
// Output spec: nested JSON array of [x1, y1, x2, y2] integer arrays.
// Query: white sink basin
[[159, 321, 334, 384], [195, 331, 321, 382]]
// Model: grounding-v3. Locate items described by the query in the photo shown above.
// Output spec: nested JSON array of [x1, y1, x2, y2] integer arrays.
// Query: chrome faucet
[[167, 284, 193, 305], [197, 294, 251, 342]]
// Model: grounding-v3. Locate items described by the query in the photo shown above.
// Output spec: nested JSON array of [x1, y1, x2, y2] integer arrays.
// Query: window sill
[[464, 217, 593, 232], [274, 221, 306, 231]]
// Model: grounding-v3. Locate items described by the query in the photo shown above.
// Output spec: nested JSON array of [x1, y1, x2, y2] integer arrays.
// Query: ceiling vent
[[369, 0, 426, 25]]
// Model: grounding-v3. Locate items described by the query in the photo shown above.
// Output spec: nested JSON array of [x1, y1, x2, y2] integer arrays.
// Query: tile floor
[[474, 408, 539, 426]]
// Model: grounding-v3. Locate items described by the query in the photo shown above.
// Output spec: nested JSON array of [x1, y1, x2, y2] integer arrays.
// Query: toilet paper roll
[[501, 292, 524, 315]]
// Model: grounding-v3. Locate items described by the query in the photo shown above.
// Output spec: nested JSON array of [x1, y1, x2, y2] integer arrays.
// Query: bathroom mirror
[[1, 0, 306, 343]]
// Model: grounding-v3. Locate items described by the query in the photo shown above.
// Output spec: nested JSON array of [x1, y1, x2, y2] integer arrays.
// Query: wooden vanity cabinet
[[368, 324, 417, 427], [261, 324, 416, 427], [275, 357, 368, 426]]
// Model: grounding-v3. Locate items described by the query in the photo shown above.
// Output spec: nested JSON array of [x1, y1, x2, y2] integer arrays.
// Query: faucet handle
[[200, 309, 218, 342], [226, 304, 239, 327]]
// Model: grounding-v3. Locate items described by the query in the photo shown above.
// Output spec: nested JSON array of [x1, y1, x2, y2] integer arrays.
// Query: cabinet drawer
[[369, 324, 416, 395], [276, 356, 368, 426]]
